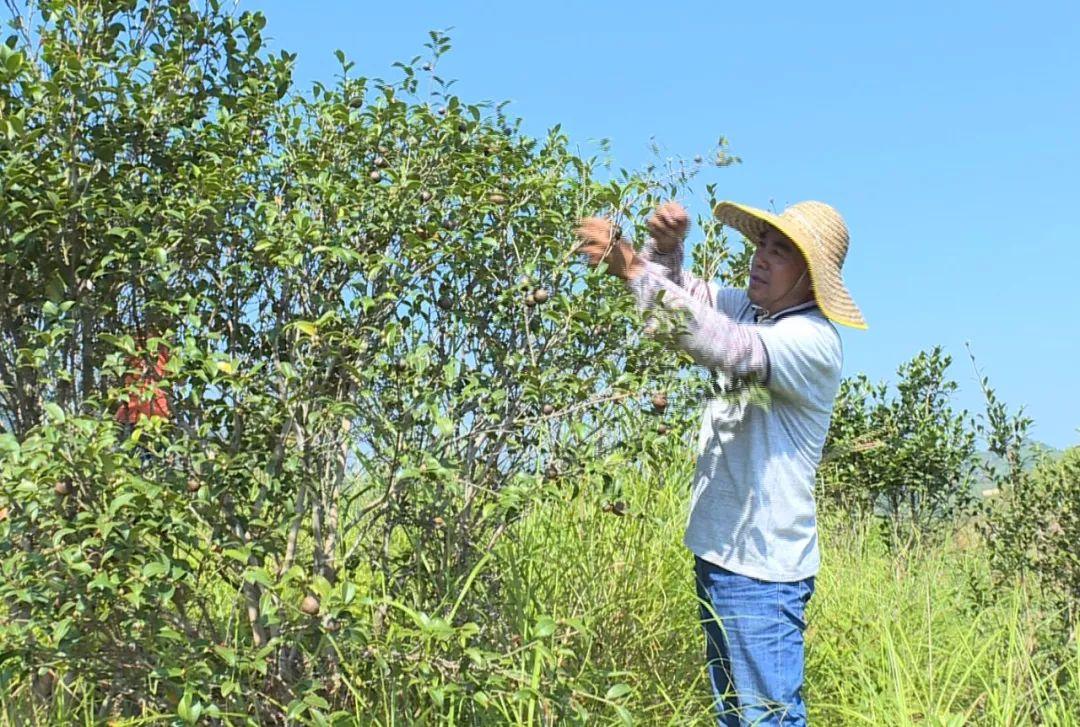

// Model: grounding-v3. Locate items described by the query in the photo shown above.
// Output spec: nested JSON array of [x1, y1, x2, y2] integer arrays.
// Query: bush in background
[[818, 346, 978, 547]]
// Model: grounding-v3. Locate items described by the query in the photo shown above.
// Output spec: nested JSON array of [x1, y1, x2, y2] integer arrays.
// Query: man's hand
[[646, 201, 690, 253], [574, 217, 644, 282]]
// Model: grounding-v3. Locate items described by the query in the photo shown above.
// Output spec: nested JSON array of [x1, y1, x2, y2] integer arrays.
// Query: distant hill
[[972, 441, 1063, 496]]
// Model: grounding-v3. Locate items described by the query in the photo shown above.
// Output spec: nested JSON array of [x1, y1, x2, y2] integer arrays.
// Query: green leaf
[[109, 492, 136, 515], [99, 333, 135, 355], [142, 561, 169, 579], [0, 433, 18, 455], [51, 617, 72, 644], [286, 698, 308, 720], [213, 644, 238, 667], [291, 320, 318, 338], [534, 615, 556, 638], [304, 693, 331, 710], [176, 692, 202, 724], [245, 568, 274, 587], [43, 402, 65, 423], [605, 683, 632, 701], [434, 414, 454, 436], [222, 547, 250, 564]]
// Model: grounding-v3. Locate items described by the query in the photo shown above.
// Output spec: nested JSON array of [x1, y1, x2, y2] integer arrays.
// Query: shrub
[[0, 2, 741, 720], [981, 446, 1080, 635], [819, 347, 978, 546]]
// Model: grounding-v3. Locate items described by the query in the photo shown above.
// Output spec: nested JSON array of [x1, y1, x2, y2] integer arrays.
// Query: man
[[575, 199, 866, 726]]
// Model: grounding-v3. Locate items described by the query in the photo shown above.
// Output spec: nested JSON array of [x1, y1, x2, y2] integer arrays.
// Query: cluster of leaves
[[979, 448, 1080, 633], [0, 0, 741, 722], [969, 364, 1079, 640], [819, 346, 978, 547]]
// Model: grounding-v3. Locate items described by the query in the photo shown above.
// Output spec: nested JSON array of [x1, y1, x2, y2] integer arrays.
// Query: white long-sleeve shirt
[[624, 235, 844, 582]]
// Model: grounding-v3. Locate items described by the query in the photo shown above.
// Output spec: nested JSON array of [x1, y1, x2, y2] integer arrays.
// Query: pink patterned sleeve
[[626, 257, 767, 381], [638, 236, 717, 306]]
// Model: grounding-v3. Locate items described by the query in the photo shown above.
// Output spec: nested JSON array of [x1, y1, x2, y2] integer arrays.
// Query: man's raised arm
[[638, 201, 717, 307], [574, 205, 765, 382]]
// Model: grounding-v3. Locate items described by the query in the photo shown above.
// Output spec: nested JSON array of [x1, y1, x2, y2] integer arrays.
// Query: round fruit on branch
[[651, 392, 668, 413], [300, 595, 320, 617]]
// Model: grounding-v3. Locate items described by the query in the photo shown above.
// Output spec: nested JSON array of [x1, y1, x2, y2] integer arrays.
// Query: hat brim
[[712, 201, 867, 330]]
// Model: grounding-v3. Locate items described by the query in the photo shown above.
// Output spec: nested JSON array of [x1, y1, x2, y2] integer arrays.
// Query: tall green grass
[[488, 459, 1079, 725], [3, 455, 1076, 725], [808, 522, 1078, 726]]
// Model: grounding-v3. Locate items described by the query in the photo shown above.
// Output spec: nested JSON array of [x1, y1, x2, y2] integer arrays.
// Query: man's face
[[747, 226, 813, 311]]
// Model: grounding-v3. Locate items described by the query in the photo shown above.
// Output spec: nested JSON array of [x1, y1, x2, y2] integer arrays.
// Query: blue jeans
[[694, 556, 815, 726]]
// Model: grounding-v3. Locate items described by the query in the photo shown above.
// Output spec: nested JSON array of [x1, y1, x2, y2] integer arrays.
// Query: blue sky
[[245, 1, 1080, 449]]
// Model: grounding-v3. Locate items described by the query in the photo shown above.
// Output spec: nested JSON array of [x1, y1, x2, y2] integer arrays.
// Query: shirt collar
[[752, 299, 818, 323]]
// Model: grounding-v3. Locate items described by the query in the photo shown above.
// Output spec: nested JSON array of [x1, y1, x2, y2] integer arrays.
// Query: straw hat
[[712, 200, 867, 330]]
